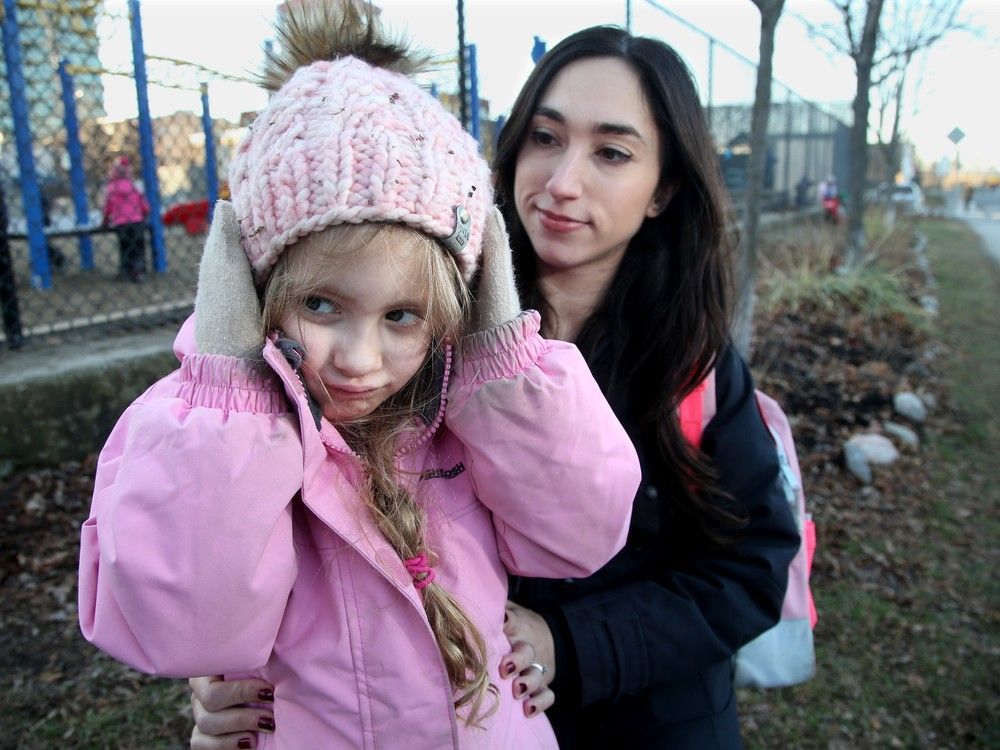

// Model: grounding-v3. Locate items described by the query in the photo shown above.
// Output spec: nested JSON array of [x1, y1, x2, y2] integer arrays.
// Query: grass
[[739, 218, 999, 749], [922, 220, 1000, 450], [33, 677, 190, 749]]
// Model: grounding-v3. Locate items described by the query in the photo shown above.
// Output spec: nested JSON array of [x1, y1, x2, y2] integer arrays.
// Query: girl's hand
[[189, 675, 275, 750], [499, 601, 556, 718], [470, 207, 522, 332], [194, 201, 265, 359]]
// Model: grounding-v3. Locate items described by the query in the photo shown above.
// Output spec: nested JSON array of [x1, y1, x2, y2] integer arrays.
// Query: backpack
[[678, 371, 817, 688]]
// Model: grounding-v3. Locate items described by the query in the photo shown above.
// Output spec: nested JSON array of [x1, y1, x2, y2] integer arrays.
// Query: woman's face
[[513, 56, 665, 282]]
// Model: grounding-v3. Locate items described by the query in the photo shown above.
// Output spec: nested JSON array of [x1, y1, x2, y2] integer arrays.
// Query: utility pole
[[948, 126, 964, 187], [456, 0, 468, 130]]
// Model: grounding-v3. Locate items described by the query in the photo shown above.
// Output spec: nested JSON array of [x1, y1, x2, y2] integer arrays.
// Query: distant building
[[709, 100, 850, 201], [0, 0, 106, 203], [430, 90, 497, 163]]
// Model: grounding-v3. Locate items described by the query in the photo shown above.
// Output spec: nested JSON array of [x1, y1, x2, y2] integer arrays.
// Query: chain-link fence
[[0, 0, 504, 350], [0, 0, 264, 349], [633, 0, 850, 216]]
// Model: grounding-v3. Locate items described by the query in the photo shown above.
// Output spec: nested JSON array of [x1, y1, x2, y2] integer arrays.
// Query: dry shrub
[[757, 217, 928, 329]]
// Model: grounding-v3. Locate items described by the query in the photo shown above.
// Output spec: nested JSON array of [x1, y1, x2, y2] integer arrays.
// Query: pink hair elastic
[[404, 554, 436, 590]]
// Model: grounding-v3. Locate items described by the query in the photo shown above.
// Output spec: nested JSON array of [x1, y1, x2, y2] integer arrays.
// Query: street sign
[[948, 127, 965, 145]]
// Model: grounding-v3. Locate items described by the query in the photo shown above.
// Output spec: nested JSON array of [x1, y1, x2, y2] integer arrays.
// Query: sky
[[98, 0, 1000, 173]]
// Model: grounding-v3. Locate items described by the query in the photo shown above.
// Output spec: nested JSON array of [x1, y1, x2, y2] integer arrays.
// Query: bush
[[757, 218, 928, 328]]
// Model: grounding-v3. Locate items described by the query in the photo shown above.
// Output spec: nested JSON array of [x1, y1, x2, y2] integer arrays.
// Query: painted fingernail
[[258, 688, 274, 702], [237, 739, 252, 749], [516, 682, 527, 696], [258, 716, 276, 732], [505, 662, 516, 675], [528, 704, 537, 716], [504, 611, 509, 623]]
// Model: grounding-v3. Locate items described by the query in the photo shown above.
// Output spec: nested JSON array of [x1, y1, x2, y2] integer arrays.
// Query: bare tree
[[871, 0, 965, 182], [804, 0, 965, 266], [837, 0, 885, 266], [873, 55, 908, 182], [733, 0, 786, 358]]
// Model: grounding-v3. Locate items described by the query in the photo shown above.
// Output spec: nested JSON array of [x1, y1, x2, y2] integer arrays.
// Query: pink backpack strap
[[678, 370, 717, 447], [680, 369, 818, 688], [679, 373, 817, 630]]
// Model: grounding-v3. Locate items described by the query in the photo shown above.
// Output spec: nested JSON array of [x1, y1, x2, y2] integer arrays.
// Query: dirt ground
[[2, 217, 997, 749]]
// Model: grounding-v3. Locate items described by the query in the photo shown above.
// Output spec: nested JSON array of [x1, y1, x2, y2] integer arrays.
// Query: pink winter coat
[[78, 311, 640, 749], [102, 175, 148, 227]]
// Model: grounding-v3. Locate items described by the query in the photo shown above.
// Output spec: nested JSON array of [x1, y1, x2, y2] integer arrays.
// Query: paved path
[[947, 186, 1000, 265], [965, 217, 1000, 265]]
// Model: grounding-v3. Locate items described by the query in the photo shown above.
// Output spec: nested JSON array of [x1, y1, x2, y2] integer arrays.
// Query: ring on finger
[[527, 662, 549, 675]]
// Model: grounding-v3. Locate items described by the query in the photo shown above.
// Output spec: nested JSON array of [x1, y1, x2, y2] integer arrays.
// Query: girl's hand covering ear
[[194, 201, 265, 359], [470, 207, 522, 332]]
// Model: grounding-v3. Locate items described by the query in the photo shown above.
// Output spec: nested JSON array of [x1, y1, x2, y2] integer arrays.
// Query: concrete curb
[[1, 327, 177, 467]]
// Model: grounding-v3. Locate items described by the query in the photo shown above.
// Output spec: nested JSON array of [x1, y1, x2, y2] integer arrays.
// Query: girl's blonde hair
[[262, 223, 497, 725]]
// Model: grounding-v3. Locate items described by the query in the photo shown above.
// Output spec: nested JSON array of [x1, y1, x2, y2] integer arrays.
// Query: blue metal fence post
[[531, 36, 546, 64], [201, 82, 219, 223], [467, 43, 479, 144], [456, 0, 468, 130], [2, 0, 51, 289], [58, 59, 95, 270], [128, 0, 166, 272]]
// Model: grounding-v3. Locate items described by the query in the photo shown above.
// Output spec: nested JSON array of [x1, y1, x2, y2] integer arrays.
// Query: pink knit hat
[[229, 52, 492, 284]]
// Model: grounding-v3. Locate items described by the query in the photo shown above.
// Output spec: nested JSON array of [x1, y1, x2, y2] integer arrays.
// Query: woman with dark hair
[[187, 25, 799, 750], [490, 26, 799, 749]]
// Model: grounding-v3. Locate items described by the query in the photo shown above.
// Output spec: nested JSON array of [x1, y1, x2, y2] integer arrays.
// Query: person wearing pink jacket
[[102, 156, 150, 283], [77, 5, 639, 749]]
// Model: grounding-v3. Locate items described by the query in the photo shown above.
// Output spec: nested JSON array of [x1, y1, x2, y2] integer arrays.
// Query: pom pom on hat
[[229, 2, 491, 283]]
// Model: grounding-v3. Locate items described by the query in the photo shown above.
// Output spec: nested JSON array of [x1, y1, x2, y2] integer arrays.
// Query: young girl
[[102, 156, 149, 282], [77, 7, 640, 749]]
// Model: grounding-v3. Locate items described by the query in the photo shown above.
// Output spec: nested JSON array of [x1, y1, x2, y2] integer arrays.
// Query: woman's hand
[[499, 601, 556, 718], [189, 675, 275, 750]]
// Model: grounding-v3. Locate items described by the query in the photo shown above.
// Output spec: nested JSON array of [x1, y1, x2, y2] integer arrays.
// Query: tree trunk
[[733, 0, 785, 359], [886, 55, 909, 179], [844, 0, 885, 267]]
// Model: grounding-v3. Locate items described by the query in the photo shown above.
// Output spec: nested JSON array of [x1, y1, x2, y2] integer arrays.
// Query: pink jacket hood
[[80, 312, 641, 749]]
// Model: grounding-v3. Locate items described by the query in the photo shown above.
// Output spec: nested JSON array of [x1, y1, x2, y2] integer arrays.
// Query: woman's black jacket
[[510, 345, 801, 749]]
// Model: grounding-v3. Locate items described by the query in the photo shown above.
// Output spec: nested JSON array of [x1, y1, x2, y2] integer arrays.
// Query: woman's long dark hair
[[494, 26, 742, 539]]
